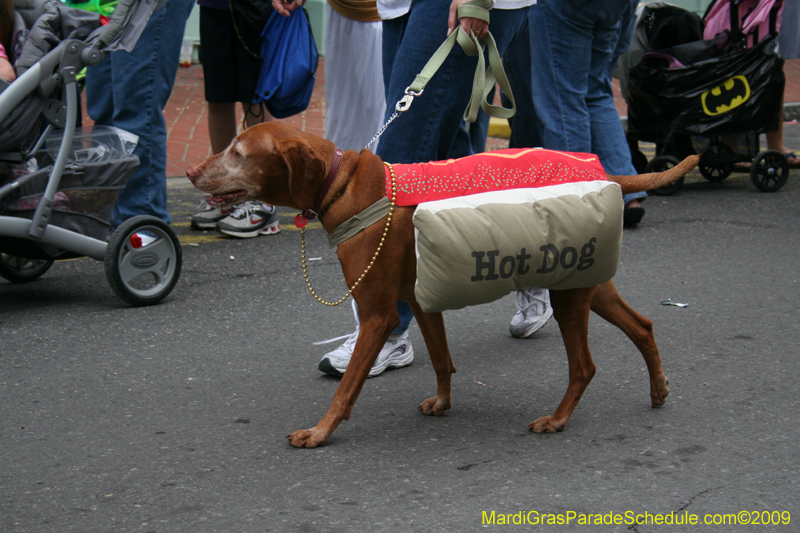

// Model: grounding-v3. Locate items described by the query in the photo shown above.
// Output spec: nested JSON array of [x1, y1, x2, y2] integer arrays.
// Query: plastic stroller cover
[[626, 35, 784, 139], [614, 2, 705, 103]]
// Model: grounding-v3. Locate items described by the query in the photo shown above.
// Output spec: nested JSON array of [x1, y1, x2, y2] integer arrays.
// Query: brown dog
[[186, 122, 699, 448]]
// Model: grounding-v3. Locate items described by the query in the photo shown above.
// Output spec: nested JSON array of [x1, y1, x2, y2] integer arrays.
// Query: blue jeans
[[475, 21, 544, 151], [525, 0, 645, 204], [378, 2, 528, 164], [85, 0, 194, 230], [378, 2, 528, 333]]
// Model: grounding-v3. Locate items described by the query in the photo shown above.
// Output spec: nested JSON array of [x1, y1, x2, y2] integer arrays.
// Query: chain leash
[[363, 89, 421, 151]]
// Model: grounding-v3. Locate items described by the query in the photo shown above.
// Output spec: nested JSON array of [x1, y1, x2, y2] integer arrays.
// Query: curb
[[784, 102, 800, 122], [488, 117, 511, 139]]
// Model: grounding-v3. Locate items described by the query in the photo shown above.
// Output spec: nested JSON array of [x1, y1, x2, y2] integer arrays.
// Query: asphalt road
[[2, 145, 800, 532]]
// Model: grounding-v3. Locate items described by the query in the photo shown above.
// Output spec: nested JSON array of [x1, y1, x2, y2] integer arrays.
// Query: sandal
[[783, 152, 800, 168], [734, 153, 800, 171]]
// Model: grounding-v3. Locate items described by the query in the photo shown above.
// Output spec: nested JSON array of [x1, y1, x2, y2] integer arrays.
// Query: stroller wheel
[[750, 150, 789, 192], [645, 155, 684, 195], [105, 215, 182, 306], [0, 254, 54, 283], [699, 143, 734, 182]]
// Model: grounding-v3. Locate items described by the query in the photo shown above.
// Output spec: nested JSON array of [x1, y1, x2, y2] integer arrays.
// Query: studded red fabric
[[385, 148, 608, 207]]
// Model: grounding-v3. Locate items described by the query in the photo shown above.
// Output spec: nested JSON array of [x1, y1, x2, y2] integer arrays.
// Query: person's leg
[[469, 15, 543, 153], [583, 0, 647, 217], [194, 4, 276, 232], [88, 0, 193, 230], [207, 101, 270, 153], [394, 301, 414, 334], [319, 12, 412, 377], [381, 3, 526, 336], [510, 1, 610, 337], [527, 0, 594, 154], [207, 102, 238, 154], [501, 19, 543, 149], [765, 94, 799, 165], [379, 1, 472, 163], [85, 59, 113, 125], [528, 1, 644, 220], [325, 6, 385, 152], [321, 3, 526, 374], [378, 1, 526, 164]]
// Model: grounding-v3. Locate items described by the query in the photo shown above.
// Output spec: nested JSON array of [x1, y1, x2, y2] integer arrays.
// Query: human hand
[[447, 0, 489, 38], [0, 57, 15, 83], [272, 0, 305, 17]]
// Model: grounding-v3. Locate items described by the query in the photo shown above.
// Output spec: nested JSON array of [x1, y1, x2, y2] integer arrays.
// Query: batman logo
[[702, 76, 751, 116]]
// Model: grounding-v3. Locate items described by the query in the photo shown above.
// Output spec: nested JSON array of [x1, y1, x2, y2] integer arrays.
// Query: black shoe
[[623, 203, 645, 227]]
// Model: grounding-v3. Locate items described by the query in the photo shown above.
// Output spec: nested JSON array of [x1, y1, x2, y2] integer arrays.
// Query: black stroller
[[623, 0, 788, 194], [0, 0, 182, 305]]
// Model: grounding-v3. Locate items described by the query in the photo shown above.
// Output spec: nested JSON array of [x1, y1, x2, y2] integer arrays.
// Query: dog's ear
[[281, 138, 327, 209]]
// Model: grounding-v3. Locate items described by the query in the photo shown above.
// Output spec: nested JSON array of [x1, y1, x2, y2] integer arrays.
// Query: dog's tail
[[608, 154, 700, 194]]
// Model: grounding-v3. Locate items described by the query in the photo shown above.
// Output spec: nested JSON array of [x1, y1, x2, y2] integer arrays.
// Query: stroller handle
[[83, 0, 167, 61], [95, 0, 136, 49]]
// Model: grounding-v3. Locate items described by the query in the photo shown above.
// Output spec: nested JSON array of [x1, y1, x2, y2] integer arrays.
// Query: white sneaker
[[317, 300, 414, 377], [216, 201, 280, 238], [509, 287, 553, 338], [191, 200, 233, 229]]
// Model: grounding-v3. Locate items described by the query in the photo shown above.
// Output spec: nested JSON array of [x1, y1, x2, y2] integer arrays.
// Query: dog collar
[[295, 147, 343, 228]]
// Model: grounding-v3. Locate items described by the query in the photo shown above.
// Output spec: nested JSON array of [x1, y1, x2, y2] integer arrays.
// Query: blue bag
[[253, 8, 319, 119]]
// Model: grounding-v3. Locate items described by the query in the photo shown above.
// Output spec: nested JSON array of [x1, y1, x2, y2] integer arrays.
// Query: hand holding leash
[[448, 0, 490, 39]]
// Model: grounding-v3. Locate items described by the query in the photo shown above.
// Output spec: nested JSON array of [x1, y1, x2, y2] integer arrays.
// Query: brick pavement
[[82, 56, 800, 178]]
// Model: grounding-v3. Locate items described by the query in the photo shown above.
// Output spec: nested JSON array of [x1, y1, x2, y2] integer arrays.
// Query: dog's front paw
[[529, 415, 566, 434], [418, 396, 451, 416], [286, 428, 329, 448], [650, 376, 669, 407]]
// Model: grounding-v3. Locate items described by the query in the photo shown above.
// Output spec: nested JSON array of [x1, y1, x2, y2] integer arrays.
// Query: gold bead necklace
[[300, 162, 397, 306]]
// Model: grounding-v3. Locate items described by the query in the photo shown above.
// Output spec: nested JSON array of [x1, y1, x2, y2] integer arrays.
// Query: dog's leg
[[590, 280, 669, 407], [407, 301, 457, 416], [287, 310, 397, 448], [530, 287, 597, 433]]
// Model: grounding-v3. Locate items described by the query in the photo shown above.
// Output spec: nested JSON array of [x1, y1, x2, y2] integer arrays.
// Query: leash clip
[[396, 94, 414, 113], [396, 87, 423, 113]]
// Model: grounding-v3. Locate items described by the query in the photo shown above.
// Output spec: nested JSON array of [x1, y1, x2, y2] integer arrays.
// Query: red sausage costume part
[[385, 148, 608, 205]]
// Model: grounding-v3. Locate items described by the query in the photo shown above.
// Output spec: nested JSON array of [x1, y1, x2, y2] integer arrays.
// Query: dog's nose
[[186, 165, 198, 183]]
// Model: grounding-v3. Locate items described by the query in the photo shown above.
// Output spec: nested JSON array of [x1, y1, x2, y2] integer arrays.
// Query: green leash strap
[[399, 0, 515, 123]]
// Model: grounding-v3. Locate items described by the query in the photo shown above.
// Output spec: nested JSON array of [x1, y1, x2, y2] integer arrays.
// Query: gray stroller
[[0, 0, 181, 306]]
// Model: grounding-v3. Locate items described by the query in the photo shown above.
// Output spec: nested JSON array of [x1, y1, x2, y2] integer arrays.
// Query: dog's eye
[[227, 140, 243, 159]]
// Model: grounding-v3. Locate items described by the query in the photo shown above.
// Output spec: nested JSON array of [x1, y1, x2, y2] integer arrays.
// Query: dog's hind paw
[[287, 429, 328, 448], [528, 415, 566, 434], [419, 397, 451, 416]]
